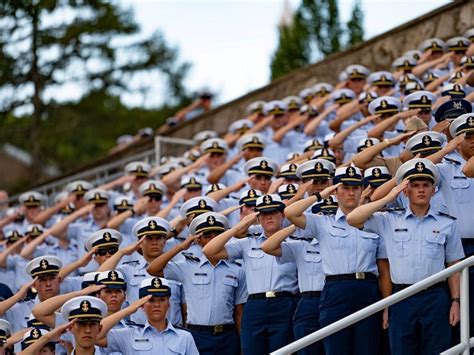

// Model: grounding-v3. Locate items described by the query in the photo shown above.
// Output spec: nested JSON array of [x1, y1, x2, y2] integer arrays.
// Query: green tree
[[270, 10, 311, 80], [347, 0, 364, 46], [0, 0, 190, 181], [270, 0, 365, 79]]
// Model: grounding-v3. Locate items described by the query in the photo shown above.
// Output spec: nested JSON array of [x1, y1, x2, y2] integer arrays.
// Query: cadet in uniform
[[61, 295, 108, 355], [262, 224, 325, 355], [347, 158, 464, 354], [96, 277, 199, 354], [203, 194, 298, 355], [147, 212, 247, 355], [284, 167, 389, 355]]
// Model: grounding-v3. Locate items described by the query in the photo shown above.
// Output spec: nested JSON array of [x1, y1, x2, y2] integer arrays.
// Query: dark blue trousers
[[462, 240, 474, 338], [293, 296, 325, 355], [319, 279, 381, 355], [241, 297, 296, 355], [389, 287, 451, 355], [190, 328, 240, 355]]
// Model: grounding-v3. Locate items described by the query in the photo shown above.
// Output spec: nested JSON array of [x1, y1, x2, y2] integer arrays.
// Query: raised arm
[[97, 238, 145, 272], [368, 109, 419, 139], [17, 320, 76, 355], [207, 152, 243, 184], [284, 183, 340, 228], [156, 189, 186, 219], [351, 132, 413, 169], [412, 52, 452, 77], [58, 249, 96, 281], [426, 134, 464, 164], [347, 180, 408, 228], [32, 285, 105, 328], [96, 296, 152, 347], [147, 235, 199, 276], [207, 178, 248, 202], [304, 103, 338, 136], [47, 204, 94, 240], [0, 236, 28, 268], [329, 101, 362, 132], [463, 155, 474, 177], [261, 225, 296, 257], [329, 115, 378, 148], [32, 195, 74, 225], [0, 278, 35, 316], [20, 230, 51, 260], [273, 114, 308, 143], [202, 212, 258, 262]]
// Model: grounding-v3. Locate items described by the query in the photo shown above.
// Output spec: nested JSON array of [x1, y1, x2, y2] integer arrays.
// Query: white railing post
[[154, 135, 162, 165], [461, 266, 470, 355]]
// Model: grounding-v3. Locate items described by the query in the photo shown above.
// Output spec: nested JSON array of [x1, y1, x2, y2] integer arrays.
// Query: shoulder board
[[232, 261, 242, 267], [122, 260, 140, 266], [444, 157, 461, 165], [230, 196, 240, 200], [125, 321, 145, 328], [437, 211, 457, 220], [183, 254, 200, 262], [384, 207, 406, 213]]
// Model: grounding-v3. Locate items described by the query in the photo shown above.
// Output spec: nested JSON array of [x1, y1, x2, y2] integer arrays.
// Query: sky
[[119, 0, 451, 107]]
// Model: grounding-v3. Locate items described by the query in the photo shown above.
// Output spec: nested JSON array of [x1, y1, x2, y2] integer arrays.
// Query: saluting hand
[[386, 180, 409, 202], [320, 183, 342, 200]]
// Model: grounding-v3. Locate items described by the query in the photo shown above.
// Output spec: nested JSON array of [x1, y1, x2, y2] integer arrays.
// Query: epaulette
[[385, 207, 406, 213], [125, 321, 145, 328], [444, 157, 461, 165], [437, 211, 457, 220], [183, 254, 200, 262], [247, 233, 261, 238], [233, 261, 242, 267], [122, 260, 140, 266]]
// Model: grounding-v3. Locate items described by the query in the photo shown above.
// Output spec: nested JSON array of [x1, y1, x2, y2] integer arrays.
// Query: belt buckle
[[265, 291, 276, 298], [213, 325, 224, 334], [355, 272, 365, 280]]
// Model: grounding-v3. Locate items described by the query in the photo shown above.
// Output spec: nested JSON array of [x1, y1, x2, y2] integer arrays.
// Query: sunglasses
[[95, 247, 118, 256], [148, 195, 162, 202]]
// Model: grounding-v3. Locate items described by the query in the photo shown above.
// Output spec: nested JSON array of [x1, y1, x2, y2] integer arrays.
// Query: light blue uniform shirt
[[303, 208, 386, 276], [107, 321, 199, 355], [363, 205, 464, 284], [437, 152, 474, 238], [67, 216, 101, 273], [164, 255, 247, 325], [117, 257, 183, 326], [225, 233, 298, 295], [277, 238, 325, 292]]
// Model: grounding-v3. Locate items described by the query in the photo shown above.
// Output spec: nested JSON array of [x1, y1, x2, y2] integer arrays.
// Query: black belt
[[462, 238, 474, 245], [187, 324, 235, 334], [392, 282, 445, 293], [325, 273, 377, 282], [301, 291, 322, 298], [248, 291, 295, 300]]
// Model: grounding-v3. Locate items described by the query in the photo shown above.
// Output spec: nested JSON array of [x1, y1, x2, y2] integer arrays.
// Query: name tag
[[394, 228, 408, 232], [251, 247, 262, 251], [306, 250, 320, 254], [194, 272, 207, 276], [134, 338, 149, 342], [454, 176, 467, 180], [133, 274, 146, 277], [226, 274, 237, 280], [331, 225, 345, 231]]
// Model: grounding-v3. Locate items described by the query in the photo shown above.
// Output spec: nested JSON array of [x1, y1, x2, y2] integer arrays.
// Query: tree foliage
[[270, 0, 365, 80], [0, 0, 190, 181]]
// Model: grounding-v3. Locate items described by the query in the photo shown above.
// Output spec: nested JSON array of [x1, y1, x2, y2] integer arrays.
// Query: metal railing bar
[[271, 256, 474, 355]]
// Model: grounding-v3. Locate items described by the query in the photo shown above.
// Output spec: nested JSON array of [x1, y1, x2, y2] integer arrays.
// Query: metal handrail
[[272, 256, 474, 355]]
